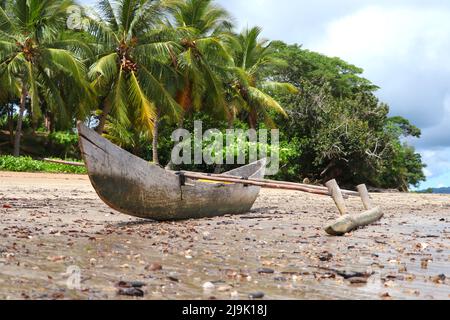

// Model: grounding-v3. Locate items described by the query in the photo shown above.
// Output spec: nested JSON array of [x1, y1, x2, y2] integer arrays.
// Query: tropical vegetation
[[0, 155, 86, 173], [0, 0, 426, 190]]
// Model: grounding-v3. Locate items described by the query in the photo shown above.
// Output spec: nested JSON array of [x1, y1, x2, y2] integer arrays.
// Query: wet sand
[[0, 171, 449, 300]]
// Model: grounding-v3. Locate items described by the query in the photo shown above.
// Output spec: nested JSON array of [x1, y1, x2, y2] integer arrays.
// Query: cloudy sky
[[80, 0, 450, 189]]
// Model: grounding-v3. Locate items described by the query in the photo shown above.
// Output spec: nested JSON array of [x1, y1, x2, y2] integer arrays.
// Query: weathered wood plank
[[182, 172, 334, 196], [204, 173, 360, 197], [43, 158, 85, 167], [326, 179, 348, 215], [324, 207, 383, 236], [357, 184, 372, 210]]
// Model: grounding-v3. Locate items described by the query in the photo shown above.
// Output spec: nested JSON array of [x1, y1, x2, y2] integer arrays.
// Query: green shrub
[[48, 131, 80, 158], [0, 156, 86, 174]]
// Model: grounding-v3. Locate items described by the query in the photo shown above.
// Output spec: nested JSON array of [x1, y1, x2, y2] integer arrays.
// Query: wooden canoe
[[77, 122, 266, 220]]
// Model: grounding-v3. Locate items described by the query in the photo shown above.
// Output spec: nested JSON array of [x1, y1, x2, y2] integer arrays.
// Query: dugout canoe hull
[[77, 122, 265, 220]]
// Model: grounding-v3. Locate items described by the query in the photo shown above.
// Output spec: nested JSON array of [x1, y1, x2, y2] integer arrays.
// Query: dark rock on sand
[[117, 287, 144, 297], [248, 291, 265, 299], [257, 268, 275, 274]]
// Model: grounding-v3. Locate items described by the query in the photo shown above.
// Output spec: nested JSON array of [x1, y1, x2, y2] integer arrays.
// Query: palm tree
[[167, 0, 234, 119], [87, 0, 182, 164], [159, 0, 234, 168], [87, 0, 180, 131], [226, 27, 298, 129], [0, 0, 93, 156]]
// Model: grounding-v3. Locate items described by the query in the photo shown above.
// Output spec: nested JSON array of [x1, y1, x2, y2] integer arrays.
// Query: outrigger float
[[47, 122, 384, 236]]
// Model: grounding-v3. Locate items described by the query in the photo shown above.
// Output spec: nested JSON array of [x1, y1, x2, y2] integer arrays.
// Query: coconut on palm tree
[[0, 0, 93, 156], [226, 27, 298, 129]]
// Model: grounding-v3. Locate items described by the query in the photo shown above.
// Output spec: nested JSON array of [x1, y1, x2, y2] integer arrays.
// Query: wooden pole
[[43, 158, 85, 167], [357, 184, 372, 210], [182, 172, 332, 197], [324, 207, 383, 236], [325, 179, 347, 215], [206, 173, 360, 197]]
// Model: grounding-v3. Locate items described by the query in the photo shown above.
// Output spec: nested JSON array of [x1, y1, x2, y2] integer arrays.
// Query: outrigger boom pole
[[182, 173, 384, 236], [181, 172, 360, 198]]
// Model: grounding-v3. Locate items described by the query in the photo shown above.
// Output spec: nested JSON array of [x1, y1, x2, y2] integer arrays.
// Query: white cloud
[[423, 168, 433, 178], [416, 147, 450, 188], [310, 5, 450, 125]]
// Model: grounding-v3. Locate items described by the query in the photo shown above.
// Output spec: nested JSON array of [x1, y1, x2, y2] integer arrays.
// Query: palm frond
[[0, 40, 17, 62], [103, 116, 137, 148], [259, 81, 298, 95], [42, 48, 86, 81], [12, 0, 28, 30], [196, 36, 234, 66], [37, 65, 67, 121], [129, 70, 156, 132], [89, 52, 119, 88], [247, 86, 288, 117], [4, 52, 26, 76], [170, 0, 233, 36], [0, 70, 19, 103], [26, 60, 41, 121], [135, 40, 180, 61], [96, 0, 119, 30], [128, 0, 167, 38], [85, 9, 118, 46], [51, 37, 95, 60], [0, 4, 15, 34], [107, 67, 129, 126], [119, 0, 137, 34], [138, 63, 182, 121]]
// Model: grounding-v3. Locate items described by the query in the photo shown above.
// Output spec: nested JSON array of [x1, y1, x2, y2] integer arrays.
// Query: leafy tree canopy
[[264, 41, 425, 190]]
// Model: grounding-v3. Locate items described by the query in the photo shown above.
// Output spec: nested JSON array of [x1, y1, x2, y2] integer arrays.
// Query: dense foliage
[[261, 42, 425, 190], [0, 0, 426, 190], [0, 155, 86, 173]]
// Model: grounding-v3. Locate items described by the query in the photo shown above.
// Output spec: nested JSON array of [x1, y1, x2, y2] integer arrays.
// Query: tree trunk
[[44, 112, 55, 132], [227, 111, 235, 129], [49, 112, 56, 133], [31, 117, 37, 136], [176, 81, 192, 113], [7, 104, 14, 145], [13, 87, 28, 157], [152, 110, 160, 165], [96, 102, 112, 134], [248, 108, 257, 129], [44, 114, 50, 132]]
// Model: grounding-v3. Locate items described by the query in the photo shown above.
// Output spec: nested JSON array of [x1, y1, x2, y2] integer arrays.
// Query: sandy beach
[[0, 171, 449, 300]]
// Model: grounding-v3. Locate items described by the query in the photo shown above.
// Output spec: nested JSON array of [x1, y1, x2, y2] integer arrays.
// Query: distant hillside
[[418, 187, 450, 194]]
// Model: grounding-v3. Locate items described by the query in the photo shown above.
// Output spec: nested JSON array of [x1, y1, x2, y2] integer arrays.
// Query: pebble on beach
[[248, 292, 265, 299]]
